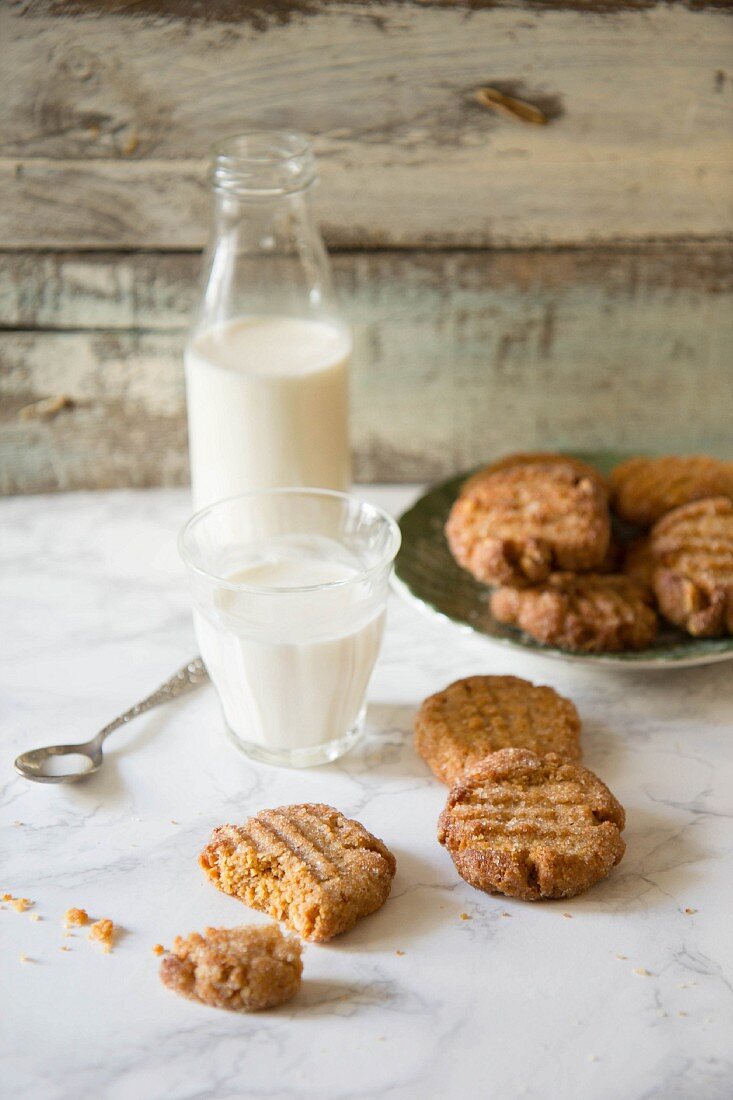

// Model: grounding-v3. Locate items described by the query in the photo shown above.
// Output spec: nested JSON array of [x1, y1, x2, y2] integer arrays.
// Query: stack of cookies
[[415, 675, 626, 902], [445, 451, 733, 651]]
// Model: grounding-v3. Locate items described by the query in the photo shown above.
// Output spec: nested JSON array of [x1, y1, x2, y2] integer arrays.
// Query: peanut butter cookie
[[437, 748, 626, 901], [649, 497, 733, 637], [160, 924, 302, 1012], [461, 452, 607, 497], [446, 460, 611, 586], [490, 573, 657, 653], [414, 675, 581, 786], [199, 804, 396, 942], [610, 454, 733, 528]]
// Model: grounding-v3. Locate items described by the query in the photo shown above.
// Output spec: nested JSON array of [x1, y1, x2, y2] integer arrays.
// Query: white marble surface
[[1, 486, 732, 1100]]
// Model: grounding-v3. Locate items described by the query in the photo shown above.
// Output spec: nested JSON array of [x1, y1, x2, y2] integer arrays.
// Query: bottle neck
[[195, 144, 337, 333], [212, 131, 316, 199]]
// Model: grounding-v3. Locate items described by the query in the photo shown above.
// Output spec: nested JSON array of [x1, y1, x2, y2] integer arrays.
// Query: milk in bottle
[[185, 132, 351, 509]]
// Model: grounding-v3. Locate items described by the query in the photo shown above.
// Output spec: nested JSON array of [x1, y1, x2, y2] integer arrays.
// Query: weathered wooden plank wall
[[1, 1, 732, 492]]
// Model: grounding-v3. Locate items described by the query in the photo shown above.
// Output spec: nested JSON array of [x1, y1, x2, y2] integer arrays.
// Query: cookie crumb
[[501, 912, 512, 918], [395, 949, 405, 956], [678, 1011, 688, 1017], [64, 907, 89, 928], [616, 954, 628, 960], [459, 913, 471, 921], [30, 913, 41, 922], [60, 946, 71, 952], [170, 820, 178, 825], [588, 1055, 598, 1063], [19, 952, 29, 963], [633, 967, 652, 976], [89, 918, 115, 952], [562, 912, 573, 919], [152, 944, 166, 956], [10, 897, 33, 913], [684, 907, 697, 915], [2, 893, 12, 901]]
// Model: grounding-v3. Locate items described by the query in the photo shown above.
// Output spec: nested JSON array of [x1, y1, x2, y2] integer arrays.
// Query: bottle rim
[[211, 130, 316, 197]]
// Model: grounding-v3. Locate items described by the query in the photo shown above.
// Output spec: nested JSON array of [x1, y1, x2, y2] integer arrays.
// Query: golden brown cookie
[[490, 573, 657, 653], [610, 454, 733, 528], [446, 460, 611, 587], [649, 497, 733, 637], [160, 924, 302, 1012], [437, 748, 626, 901], [199, 804, 396, 942], [414, 675, 581, 786], [462, 452, 607, 497]]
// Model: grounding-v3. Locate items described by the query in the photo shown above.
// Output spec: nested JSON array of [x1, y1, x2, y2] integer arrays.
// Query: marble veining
[[1, 487, 731, 1100]]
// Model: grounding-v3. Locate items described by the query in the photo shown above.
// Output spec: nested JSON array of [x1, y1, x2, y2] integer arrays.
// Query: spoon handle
[[92, 658, 210, 747]]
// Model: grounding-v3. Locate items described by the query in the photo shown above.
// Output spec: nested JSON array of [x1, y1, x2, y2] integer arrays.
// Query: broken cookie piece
[[199, 803, 396, 942], [160, 924, 302, 1012]]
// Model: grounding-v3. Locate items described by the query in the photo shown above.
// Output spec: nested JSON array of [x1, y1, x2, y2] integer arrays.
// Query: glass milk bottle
[[185, 132, 351, 510]]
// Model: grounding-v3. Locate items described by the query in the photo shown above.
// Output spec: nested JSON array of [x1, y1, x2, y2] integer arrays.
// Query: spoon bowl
[[13, 658, 209, 785], [15, 742, 103, 783]]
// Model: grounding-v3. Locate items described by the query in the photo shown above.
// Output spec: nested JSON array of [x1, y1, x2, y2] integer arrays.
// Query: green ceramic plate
[[393, 451, 733, 669]]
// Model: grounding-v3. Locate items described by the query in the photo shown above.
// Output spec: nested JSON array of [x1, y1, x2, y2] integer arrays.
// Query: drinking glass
[[179, 489, 400, 767]]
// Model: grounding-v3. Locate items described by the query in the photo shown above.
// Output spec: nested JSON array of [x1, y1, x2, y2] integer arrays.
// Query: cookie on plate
[[461, 452, 607, 497], [160, 924, 302, 1012], [490, 573, 657, 653], [446, 460, 611, 587], [649, 496, 733, 637], [199, 804, 396, 942], [414, 675, 581, 786], [610, 454, 733, 528], [437, 748, 626, 901]]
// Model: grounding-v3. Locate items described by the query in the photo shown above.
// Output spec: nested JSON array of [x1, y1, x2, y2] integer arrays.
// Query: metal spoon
[[14, 657, 209, 784]]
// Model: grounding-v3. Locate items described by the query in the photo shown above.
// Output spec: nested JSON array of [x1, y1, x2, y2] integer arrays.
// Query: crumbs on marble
[[616, 954, 628, 960], [64, 907, 89, 928], [63, 907, 117, 952], [60, 946, 71, 952], [395, 949, 405, 956], [3, 895, 34, 913], [678, 1011, 688, 1017], [632, 968, 652, 977], [29, 913, 42, 922], [152, 944, 166, 956], [588, 1055, 598, 1063], [89, 918, 116, 953], [501, 912, 512, 918], [19, 952, 30, 963], [459, 912, 471, 921], [683, 907, 698, 915], [562, 913, 573, 919]]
